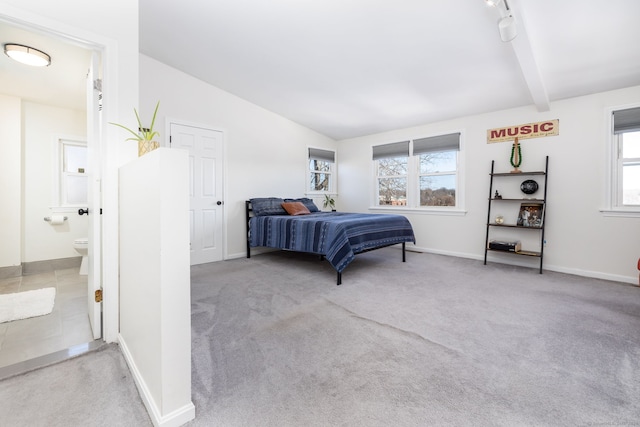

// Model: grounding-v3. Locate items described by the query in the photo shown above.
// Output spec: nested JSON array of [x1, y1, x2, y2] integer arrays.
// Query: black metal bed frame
[[245, 200, 407, 285]]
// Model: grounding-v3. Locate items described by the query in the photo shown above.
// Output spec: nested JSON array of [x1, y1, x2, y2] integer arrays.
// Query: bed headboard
[[245, 197, 322, 258]]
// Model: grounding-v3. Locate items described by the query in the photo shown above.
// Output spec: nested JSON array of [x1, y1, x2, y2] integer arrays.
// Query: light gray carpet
[[1, 249, 639, 426], [188, 249, 640, 426], [0, 343, 151, 426]]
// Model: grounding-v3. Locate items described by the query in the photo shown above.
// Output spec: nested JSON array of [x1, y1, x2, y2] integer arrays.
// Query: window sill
[[600, 208, 640, 218], [369, 206, 467, 216]]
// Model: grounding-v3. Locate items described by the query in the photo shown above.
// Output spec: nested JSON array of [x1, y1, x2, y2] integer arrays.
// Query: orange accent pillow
[[281, 202, 311, 216]]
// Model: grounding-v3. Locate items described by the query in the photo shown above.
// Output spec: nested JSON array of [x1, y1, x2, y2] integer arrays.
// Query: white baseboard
[[228, 246, 277, 260], [118, 335, 195, 427], [543, 264, 636, 285], [408, 245, 637, 285]]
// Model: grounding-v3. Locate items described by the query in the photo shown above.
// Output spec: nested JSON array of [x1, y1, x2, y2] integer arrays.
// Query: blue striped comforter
[[249, 212, 415, 272]]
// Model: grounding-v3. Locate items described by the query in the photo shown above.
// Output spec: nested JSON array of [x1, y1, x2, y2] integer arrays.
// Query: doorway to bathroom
[[0, 17, 103, 369]]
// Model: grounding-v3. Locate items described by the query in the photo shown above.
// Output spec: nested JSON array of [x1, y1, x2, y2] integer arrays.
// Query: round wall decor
[[520, 179, 538, 195]]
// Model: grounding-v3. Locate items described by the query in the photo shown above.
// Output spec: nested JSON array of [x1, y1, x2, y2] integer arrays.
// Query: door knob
[[216, 201, 223, 206], [78, 208, 89, 215]]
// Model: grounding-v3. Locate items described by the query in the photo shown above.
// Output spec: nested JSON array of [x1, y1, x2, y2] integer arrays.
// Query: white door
[[86, 52, 102, 339], [170, 123, 224, 265]]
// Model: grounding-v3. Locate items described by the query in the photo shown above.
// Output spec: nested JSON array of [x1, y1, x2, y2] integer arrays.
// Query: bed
[[246, 197, 416, 285]]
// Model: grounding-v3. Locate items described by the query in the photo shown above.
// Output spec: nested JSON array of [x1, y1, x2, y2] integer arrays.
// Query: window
[[308, 147, 335, 193], [373, 141, 409, 206], [414, 134, 459, 207], [373, 133, 461, 209], [57, 138, 88, 206], [611, 106, 640, 210], [620, 132, 640, 206]]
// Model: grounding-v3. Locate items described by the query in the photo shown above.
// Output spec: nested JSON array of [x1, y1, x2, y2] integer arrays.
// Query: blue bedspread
[[249, 212, 415, 272]]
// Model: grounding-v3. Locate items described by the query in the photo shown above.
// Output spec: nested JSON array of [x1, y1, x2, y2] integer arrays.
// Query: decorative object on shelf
[[495, 215, 504, 224], [110, 101, 160, 157], [323, 194, 336, 211], [517, 202, 544, 227], [509, 137, 522, 173], [520, 179, 538, 195], [488, 240, 521, 253], [494, 190, 502, 199]]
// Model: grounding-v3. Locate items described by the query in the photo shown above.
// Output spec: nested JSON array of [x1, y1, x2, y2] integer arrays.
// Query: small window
[[57, 138, 88, 206], [308, 147, 335, 193], [377, 157, 408, 206], [419, 151, 457, 206], [610, 106, 640, 210], [414, 133, 459, 207], [374, 141, 409, 206], [619, 131, 640, 206]]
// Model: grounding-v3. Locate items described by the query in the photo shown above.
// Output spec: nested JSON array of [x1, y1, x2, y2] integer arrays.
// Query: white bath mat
[[0, 287, 56, 323]]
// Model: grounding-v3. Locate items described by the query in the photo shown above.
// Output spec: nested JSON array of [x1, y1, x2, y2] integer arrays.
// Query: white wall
[[0, 94, 21, 269], [22, 102, 87, 263], [139, 54, 337, 258], [338, 85, 640, 283]]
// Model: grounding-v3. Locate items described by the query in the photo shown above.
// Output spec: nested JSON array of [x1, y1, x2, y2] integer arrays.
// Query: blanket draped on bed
[[249, 212, 415, 273]]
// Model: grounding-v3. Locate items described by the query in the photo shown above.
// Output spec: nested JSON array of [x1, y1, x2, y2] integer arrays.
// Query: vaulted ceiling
[[138, 0, 640, 139], [1, 1, 639, 141]]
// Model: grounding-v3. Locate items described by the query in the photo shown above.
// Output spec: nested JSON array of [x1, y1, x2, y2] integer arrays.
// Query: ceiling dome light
[[485, 0, 502, 6], [4, 43, 51, 67]]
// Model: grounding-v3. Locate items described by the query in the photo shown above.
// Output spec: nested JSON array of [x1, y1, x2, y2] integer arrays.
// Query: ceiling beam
[[507, 0, 550, 112]]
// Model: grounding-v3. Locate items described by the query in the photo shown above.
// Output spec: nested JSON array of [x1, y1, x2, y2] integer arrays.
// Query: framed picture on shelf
[[517, 202, 544, 228]]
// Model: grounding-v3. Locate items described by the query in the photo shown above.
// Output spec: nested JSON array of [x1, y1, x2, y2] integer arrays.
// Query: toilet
[[73, 237, 88, 275]]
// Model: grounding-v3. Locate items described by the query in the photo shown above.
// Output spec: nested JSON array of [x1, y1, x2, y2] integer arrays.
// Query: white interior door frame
[[0, 6, 122, 343], [86, 51, 102, 340]]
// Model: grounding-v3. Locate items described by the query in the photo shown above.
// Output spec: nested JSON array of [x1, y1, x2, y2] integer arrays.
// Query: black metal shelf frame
[[483, 156, 549, 274]]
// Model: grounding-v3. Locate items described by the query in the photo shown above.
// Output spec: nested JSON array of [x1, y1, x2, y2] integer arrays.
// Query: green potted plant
[[110, 101, 160, 157], [323, 194, 336, 211]]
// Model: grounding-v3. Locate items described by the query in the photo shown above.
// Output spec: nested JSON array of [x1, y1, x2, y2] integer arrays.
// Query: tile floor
[[0, 267, 94, 368]]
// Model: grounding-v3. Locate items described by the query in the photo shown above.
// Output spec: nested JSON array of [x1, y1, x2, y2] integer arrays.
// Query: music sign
[[487, 119, 559, 143]]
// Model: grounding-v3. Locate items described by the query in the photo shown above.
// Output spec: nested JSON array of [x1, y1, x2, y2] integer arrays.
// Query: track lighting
[[485, 0, 518, 42], [498, 15, 517, 42]]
